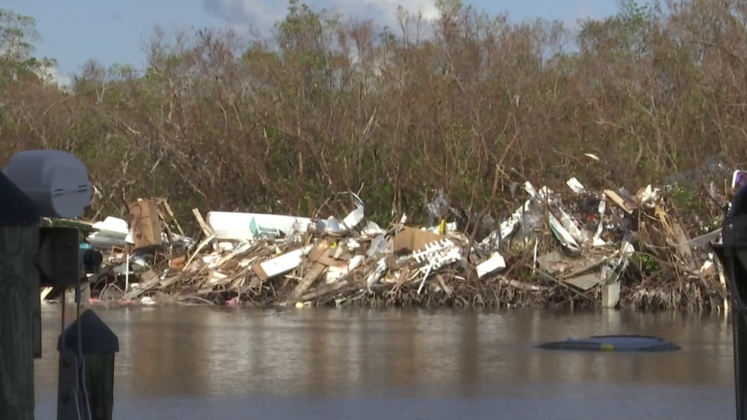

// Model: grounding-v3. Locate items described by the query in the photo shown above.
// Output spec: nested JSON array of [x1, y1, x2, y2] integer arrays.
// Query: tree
[[0, 8, 57, 86]]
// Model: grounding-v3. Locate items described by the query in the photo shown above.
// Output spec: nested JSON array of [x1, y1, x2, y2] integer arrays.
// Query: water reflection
[[33, 305, 735, 419]]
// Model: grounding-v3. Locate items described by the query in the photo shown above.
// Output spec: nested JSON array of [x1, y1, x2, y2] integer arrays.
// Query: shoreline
[[59, 268, 725, 311]]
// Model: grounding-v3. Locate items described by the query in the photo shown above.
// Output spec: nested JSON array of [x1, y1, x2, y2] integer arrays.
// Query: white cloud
[[34, 65, 73, 88], [203, 0, 439, 35]]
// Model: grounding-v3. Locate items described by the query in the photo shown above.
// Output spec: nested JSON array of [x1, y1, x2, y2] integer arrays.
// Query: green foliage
[[669, 184, 705, 214], [578, 0, 654, 55], [631, 252, 661, 279], [0, 0, 741, 231]]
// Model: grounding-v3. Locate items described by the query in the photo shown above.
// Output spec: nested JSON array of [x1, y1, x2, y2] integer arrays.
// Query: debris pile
[[43, 173, 743, 310]]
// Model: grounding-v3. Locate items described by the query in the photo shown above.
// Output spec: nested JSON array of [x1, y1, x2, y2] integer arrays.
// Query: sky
[[0, 0, 619, 85]]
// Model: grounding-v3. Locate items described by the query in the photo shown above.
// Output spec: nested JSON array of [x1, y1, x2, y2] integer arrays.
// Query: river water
[[32, 305, 735, 419]]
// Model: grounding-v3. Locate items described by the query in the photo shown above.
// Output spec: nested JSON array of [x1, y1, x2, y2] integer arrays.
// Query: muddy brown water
[[33, 305, 735, 419]]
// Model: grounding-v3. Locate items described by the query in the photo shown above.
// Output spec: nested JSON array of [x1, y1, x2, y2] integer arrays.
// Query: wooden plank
[[307, 246, 346, 267], [159, 274, 184, 288], [0, 226, 37, 420], [564, 273, 602, 291], [157, 208, 175, 244], [122, 269, 160, 300], [160, 200, 185, 236], [156, 234, 215, 290], [192, 208, 213, 237], [603, 190, 635, 213]]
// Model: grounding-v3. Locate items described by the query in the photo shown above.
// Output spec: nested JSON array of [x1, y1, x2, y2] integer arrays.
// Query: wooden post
[[82, 353, 115, 419], [0, 172, 40, 420], [58, 309, 119, 420], [286, 242, 330, 304]]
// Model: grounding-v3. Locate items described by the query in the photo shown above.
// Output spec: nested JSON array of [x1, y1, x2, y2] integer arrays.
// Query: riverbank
[[43, 173, 734, 311]]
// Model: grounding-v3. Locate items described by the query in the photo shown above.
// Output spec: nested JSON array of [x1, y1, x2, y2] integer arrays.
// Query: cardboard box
[[392, 227, 445, 254]]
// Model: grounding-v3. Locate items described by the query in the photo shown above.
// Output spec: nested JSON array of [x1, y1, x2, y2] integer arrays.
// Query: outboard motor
[[78, 243, 103, 275], [713, 183, 747, 420]]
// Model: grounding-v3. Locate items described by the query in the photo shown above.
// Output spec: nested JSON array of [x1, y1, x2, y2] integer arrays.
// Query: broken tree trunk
[[286, 243, 330, 303], [287, 261, 327, 304]]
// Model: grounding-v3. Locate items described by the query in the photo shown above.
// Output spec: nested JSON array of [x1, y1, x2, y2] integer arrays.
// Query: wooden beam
[[0, 225, 38, 420]]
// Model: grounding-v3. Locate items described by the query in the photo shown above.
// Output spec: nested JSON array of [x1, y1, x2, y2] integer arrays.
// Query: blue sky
[[0, 0, 619, 83]]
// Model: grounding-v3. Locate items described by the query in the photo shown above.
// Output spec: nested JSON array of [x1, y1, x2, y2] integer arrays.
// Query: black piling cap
[[57, 309, 119, 354], [0, 171, 40, 227]]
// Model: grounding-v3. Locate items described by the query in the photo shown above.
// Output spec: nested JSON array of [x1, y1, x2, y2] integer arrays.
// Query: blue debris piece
[[535, 335, 680, 352]]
